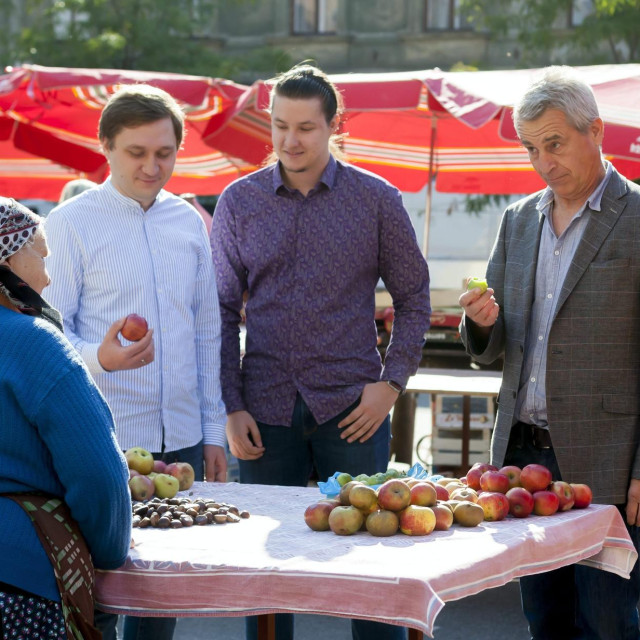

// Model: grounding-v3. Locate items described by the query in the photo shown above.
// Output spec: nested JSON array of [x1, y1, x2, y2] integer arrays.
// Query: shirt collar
[[103, 176, 163, 211], [537, 159, 613, 217], [272, 155, 337, 195]]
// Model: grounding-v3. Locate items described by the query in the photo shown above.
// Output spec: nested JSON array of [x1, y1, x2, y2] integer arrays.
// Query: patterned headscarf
[[0, 197, 63, 331], [0, 197, 39, 262]]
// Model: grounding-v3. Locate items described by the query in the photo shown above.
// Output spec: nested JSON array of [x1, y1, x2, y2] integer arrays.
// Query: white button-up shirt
[[44, 179, 226, 451]]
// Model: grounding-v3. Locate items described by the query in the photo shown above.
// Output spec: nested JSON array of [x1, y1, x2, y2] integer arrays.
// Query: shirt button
[[531, 377, 536, 382], [538, 335, 543, 341], [547, 293, 553, 299], [554, 250, 560, 256]]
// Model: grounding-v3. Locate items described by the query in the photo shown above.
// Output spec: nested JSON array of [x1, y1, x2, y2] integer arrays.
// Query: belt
[[514, 422, 553, 450]]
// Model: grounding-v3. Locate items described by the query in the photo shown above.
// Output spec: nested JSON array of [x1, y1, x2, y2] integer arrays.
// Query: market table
[[95, 482, 637, 639]]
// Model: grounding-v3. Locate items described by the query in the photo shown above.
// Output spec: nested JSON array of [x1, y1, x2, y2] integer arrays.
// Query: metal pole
[[421, 115, 437, 258]]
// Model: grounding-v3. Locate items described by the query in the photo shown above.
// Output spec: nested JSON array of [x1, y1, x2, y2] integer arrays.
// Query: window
[[292, 0, 338, 34], [424, 0, 473, 31], [570, 0, 594, 26]]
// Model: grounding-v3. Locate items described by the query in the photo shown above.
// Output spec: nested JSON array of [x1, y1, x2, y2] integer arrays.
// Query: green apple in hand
[[467, 277, 488, 293]]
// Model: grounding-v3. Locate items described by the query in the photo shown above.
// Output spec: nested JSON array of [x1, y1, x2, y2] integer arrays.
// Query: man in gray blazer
[[460, 66, 640, 640]]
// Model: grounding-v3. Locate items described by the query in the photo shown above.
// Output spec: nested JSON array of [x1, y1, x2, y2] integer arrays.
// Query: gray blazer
[[461, 169, 640, 504]]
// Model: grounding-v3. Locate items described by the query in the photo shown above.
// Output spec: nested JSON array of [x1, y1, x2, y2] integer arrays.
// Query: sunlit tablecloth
[[95, 482, 637, 638]]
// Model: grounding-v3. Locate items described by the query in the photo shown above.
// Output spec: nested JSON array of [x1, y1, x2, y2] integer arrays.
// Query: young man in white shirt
[[45, 84, 227, 640]]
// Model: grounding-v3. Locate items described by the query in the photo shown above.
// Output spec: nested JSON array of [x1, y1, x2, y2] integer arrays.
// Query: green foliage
[[460, 0, 640, 65], [2, 0, 290, 81], [459, 195, 512, 216]]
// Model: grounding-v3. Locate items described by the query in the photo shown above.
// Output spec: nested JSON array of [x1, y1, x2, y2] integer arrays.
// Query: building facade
[[203, 0, 597, 80]]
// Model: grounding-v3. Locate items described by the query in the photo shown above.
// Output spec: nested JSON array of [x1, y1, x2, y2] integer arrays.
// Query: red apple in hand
[[549, 481, 575, 511], [121, 313, 149, 341], [570, 483, 593, 509], [520, 464, 553, 493]]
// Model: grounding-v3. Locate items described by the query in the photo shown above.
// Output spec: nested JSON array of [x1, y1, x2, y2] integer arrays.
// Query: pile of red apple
[[125, 446, 195, 502], [304, 463, 593, 537], [305, 475, 485, 538], [461, 462, 592, 521]]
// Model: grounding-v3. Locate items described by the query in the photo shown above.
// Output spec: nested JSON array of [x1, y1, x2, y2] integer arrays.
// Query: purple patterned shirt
[[211, 156, 431, 426]]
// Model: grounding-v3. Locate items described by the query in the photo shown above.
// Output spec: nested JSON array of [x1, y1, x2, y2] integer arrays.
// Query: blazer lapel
[[555, 171, 628, 316], [520, 207, 545, 331]]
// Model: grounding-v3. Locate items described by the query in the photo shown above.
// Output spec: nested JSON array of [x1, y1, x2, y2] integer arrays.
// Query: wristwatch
[[385, 380, 404, 395]]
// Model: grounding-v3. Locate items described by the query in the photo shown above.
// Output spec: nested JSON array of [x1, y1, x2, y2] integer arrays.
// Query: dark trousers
[[241, 393, 406, 640], [505, 423, 640, 640]]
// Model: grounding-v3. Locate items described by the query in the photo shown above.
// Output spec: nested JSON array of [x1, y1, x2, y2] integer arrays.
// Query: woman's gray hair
[[59, 178, 97, 204], [513, 66, 600, 134]]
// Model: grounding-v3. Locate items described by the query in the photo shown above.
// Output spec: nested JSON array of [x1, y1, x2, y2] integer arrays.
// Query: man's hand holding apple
[[459, 276, 500, 339], [338, 381, 399, 444], [98, 316, 155, 372], [226, 410, 265, 460]]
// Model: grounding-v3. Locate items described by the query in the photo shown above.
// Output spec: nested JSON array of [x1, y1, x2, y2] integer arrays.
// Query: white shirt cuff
[[202, 423, 226, 448], [81, 342, 109, 375]]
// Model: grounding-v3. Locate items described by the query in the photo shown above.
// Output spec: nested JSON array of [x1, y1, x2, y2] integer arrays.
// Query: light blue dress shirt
[[516, 161, 613, 428], [44, 179, 226, 451]]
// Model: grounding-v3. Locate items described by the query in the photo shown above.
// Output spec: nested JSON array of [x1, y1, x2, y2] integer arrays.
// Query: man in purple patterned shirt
[[211, 64, 430, 640]]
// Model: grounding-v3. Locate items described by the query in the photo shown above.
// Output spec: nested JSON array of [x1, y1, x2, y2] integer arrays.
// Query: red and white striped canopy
[[0, 64, 639, 199]]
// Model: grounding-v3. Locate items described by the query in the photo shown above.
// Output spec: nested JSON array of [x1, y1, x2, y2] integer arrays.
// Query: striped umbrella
[[201, 65, 640, 196], [0, 65, 258, 200]]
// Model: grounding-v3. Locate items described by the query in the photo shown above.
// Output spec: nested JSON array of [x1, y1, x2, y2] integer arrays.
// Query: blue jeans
[[97, 441, 204, 640], [241, 393, 406, 640], [505, 428, 640, 640]]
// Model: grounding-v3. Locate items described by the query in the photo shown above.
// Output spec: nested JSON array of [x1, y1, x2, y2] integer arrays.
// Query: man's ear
[[99, 138, 111, 158], [590, 117, 605, 146]]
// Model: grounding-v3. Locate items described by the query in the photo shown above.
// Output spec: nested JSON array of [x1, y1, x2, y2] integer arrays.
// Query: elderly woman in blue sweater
[[0, 198, 131, 639]]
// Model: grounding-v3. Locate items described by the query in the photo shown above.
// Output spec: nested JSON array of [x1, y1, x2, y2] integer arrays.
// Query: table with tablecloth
[[95, 482, 637, 638]]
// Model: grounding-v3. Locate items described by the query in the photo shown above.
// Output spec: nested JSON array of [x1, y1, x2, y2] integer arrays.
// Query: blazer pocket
[[602, 394, 640, 415], [589, 257, 631, 269]]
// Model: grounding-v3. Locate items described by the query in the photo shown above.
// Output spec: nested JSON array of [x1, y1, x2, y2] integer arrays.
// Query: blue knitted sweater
[[0, 306, 132, 601]]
